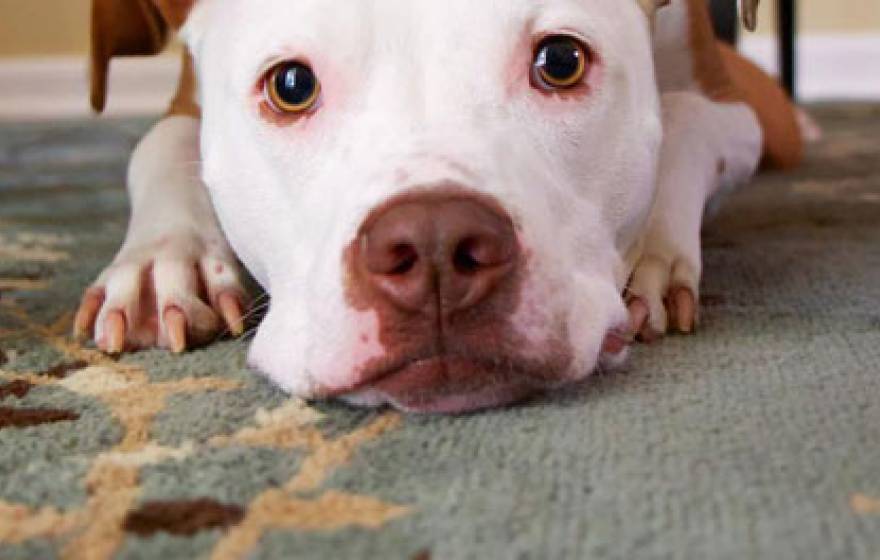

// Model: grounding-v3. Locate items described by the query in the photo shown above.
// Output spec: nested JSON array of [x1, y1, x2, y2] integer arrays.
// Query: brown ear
[[90, 0, 170, 113], [154, 0, 196, 29]]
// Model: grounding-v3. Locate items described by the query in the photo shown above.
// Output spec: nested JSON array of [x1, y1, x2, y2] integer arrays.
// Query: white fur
[[88, 0, 765, 410], [628, 92, 762, 331], [89, 116, 243, 350], [179, 0, 662, 400]]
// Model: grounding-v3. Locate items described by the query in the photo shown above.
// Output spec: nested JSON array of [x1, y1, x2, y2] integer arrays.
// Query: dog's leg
[[74, 115, 247, 353], [627, 91, 762, 340]]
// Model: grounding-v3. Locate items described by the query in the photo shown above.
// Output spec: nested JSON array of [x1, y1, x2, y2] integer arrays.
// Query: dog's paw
[[626, 249, 700, 342], [73, 233, 247, 354]]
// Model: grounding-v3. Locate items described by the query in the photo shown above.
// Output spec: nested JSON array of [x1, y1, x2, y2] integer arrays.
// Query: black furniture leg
[[709, 0, 739, 45], [778, 0, 797, 99]]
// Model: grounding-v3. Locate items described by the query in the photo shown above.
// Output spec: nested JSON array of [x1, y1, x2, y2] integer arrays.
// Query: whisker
[[210, 292, 270, 343]]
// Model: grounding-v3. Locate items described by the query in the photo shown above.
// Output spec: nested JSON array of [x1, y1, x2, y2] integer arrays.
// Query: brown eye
[[265, 61, 321, 113], [532, 36, 589, 90]]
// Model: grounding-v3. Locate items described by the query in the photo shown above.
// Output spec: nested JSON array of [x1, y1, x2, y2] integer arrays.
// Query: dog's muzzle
[[332, 188, 574, 412]]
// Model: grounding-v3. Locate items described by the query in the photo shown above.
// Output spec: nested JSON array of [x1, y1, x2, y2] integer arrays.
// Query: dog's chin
[[333, 356, 564, 414]]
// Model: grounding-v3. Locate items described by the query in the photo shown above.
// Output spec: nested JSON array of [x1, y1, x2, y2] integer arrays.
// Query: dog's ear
[[153, 0, 197, 29], [91, 0, 168, 112], [90, 0, 197, 113]]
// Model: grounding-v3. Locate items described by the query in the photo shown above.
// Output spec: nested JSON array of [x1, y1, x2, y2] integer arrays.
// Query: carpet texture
[[1, 105, 879, 559]]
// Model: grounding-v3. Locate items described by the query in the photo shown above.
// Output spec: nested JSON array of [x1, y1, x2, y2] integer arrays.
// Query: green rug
[[1, 105, 879, 559]]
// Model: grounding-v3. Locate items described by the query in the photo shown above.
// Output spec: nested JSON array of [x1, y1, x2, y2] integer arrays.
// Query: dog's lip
[[601, 328, 633, 356], [318, 351, 555, 400], [318, 326, 631, 401], [338, 354, 552, 413]]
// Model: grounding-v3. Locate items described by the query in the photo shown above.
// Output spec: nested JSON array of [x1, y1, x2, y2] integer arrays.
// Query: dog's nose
[[359, 195, 519, 312]]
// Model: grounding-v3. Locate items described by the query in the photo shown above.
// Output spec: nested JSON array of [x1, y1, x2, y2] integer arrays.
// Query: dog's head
[[96, 0, 736, 412]]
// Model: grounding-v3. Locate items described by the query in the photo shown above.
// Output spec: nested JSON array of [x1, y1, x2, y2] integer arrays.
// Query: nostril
[[357, 193, 519, 312], [388, 243, 418, 275], [453, 235, 512, 275], [453, 238, 483, 275]]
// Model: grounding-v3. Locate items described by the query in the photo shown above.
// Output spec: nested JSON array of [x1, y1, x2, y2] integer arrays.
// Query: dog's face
[[181, 0, 662, 412]]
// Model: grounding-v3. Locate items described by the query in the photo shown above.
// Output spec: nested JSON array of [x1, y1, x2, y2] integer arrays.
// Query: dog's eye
[[532, 36, 589, 90], [265, 61, 321, 114]]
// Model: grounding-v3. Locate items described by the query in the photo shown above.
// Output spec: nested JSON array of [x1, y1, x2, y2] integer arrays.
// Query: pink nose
[[358, 194, 519, 313]]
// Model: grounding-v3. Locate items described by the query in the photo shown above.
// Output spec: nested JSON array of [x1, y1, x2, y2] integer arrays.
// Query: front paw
[[73, 233, 247, 354], [626, 249, 700, 342]]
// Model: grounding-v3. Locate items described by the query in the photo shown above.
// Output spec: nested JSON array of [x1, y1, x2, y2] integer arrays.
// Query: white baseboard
[[0, 34, 877, 121], [0, 55, 179, 121], [739, 34, 880, 101]]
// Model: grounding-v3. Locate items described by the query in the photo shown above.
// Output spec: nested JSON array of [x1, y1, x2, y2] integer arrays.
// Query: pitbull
[[76, 0, 803, 413]]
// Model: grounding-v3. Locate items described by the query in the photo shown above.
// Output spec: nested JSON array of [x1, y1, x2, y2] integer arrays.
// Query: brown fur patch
[[685, 0, 739, 102], [123, 499, 245, 536], [154, 0, 194, 29], [0, 380, 32, 400], [717, 43, 804, 170], [0, 407, 79, 429]]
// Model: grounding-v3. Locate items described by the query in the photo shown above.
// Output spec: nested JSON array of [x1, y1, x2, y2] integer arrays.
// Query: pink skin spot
[[360, 334, 369, 344], [215, 264, 225, 275]]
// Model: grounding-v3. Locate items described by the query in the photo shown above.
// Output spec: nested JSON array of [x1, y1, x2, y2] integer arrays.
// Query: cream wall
[[0, 0, 91, 57], [0, 0, 879, 57], [755, 0, 880, 35]]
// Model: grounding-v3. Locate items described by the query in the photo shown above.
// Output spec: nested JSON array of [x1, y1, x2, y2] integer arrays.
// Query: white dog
[[76, 0, 803, 412]]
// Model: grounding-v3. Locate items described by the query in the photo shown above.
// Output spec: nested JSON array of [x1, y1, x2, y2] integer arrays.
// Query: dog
[[75, 0, 803, 413]]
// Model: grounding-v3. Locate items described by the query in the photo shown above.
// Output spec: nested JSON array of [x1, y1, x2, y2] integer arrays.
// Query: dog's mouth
[[318, 343, 580, 414], [315, 329, 629, 414]]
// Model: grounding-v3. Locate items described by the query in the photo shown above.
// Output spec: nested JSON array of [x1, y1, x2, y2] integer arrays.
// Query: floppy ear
[[90, 0, 197, 113], [153, 0, 197, 29], [90, 0, 169, 112]]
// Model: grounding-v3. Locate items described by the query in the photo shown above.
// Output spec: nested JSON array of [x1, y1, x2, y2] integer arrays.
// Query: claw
[[627, 297, 650, 336], [628, 297, 661, 343], [672, 287, 696, 334], [104, 310, 126, 355], [74, 288, 104, 341], [217, 292, 245, 337], [164, 307, 188, 354]]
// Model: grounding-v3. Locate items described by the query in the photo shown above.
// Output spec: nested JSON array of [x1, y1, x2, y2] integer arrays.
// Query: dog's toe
[[627, 252, 701, 341], [76, 238, 247, 355]]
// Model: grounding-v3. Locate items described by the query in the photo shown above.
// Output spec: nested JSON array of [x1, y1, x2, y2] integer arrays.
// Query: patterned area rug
[[1, 105, 879, 559]]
